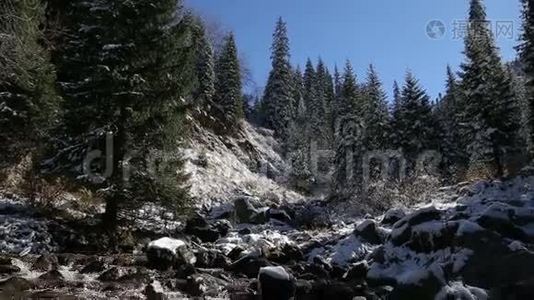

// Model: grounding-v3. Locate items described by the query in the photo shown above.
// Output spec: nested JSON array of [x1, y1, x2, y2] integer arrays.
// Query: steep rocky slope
[[182, 121, 304, 210]]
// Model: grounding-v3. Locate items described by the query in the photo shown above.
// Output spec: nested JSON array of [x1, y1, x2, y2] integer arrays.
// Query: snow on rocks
[[435, 281, 488, 300], [366, 175, 534, 297], [146, 237, 196, 270]]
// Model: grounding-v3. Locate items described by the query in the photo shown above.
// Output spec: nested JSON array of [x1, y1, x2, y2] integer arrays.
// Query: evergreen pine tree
[[331, 65, 344, 134], [291, 66, 305, 119], [287, 97, 313, 192], [57, 0, 194, 233], [213, 33, 243, 132], [435, 65, 467, 178], [460, 0, 521, 178], [0, 0, 60, 160], [361, 65, 390, 150], [393, 72, 437, 172], [332, 61, 364, 198], [262, 17, 294, 143], [518, 0, 534, 159], [390, 81, 402, 149], [315, 59, 335, 145], [192, 19, 215, 120], [306, 59, 328, 146]]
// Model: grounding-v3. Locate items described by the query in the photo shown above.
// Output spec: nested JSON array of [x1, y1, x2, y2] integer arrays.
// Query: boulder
[[354, 220, 384, 245], [268, 208, 292, 224], [267, 243, 304, 264], [388, 269, 443, 300], [343, 261, 369, 281], [381, 209, 406, 225], [32, 254, 58, 272], [98, 267, 122, 282], [146, 237, 196, 270], [234, 197, 269, 224], [0, 264, 20, 275], [476, 214, 527, 242], [407, 221, 459, 253], [184, 214, 231, 243], [145, 281, 166, 300], [0, 277, 33, 298], [195, 249, 230, 269], [38, 269, 64, 282], [258, 266, 296, 300], [403, 207, 442, 227]]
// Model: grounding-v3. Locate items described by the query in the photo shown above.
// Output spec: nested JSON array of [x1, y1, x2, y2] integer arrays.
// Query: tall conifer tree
[[262, 17, 293, 143], [460, 0, 521, 177], [214, 33, 243, 132]]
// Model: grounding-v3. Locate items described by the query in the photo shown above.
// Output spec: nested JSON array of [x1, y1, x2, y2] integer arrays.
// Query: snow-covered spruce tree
[[361, 65, 390, 150], [303, 59, 317, 112], [192, 18, 215, 121], [435, 65, 468, 179], [291, 66, 305, 120], [262, 17, 294, 143], [460, 0, 522, 178], [287, 97, 314, 192], [332, 61, 365, 199], [213, 33, 243, 133], [331, 65, 344, 134], [392, 72, 438, 173], [315, 59, 335, 146], [508, 60, 530, 157], [389, 81, 402, 148], [519, 0, 534, 159], [0, 0, 60, 161], [57, 0, 194, 233]]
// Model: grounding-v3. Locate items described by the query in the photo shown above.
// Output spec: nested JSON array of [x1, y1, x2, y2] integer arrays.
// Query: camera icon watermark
[[426, 20, 446, 40]]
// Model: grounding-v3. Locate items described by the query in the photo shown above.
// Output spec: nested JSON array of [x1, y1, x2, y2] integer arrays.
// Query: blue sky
[[185, 0, 522, 101]]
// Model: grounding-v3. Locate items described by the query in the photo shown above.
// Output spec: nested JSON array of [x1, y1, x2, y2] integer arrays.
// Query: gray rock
[[234, 197, 269, 224], [354, 220, 384, 245], [258, 266, 296, 300], [381, 209, 406, 226], [32, 254, 58, 272]]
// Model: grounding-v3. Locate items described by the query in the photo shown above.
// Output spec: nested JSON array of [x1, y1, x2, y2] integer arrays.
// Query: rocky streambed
[[3, 176, 534, 299]]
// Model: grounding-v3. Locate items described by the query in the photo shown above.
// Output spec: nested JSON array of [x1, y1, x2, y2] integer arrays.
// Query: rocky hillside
[[182, 121, 304, 210]]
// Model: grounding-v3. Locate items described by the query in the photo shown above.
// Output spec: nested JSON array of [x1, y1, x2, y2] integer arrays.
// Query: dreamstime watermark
[[425, 19, 516, 40], [81, 126, 443, 191]]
